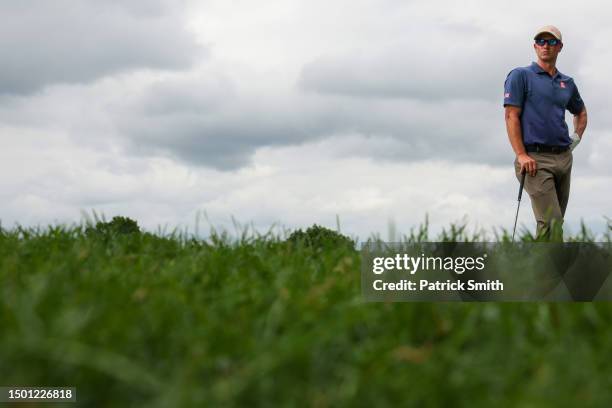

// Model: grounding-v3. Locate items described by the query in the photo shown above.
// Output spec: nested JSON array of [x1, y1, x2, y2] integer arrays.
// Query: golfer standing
[[504, 25, 588, 239]]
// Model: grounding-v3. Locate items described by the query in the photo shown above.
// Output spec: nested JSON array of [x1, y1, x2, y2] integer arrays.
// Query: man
[[504, 25, 588, 240]]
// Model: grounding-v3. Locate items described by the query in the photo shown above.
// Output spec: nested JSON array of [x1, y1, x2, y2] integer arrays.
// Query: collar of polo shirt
[[529, 61, 570, 81]]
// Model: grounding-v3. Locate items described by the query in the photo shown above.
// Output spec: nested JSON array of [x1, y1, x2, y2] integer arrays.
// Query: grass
[[1, 218, 612, 407]]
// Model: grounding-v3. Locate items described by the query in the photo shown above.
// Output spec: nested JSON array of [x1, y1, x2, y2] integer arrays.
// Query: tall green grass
[[1, 218, 612, 407]]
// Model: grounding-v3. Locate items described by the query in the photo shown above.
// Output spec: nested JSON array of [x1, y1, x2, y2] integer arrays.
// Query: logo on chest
[[560, 81, 566, 88]]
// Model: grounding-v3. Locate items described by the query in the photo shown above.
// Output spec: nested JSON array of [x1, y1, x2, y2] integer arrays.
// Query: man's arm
[[567, 83, 586, 150], [505, 105, 537, 176], [573, 105, 588, 138]]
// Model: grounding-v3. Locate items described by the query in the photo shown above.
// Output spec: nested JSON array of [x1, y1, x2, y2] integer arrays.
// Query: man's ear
[[559, 42, 563, 52]]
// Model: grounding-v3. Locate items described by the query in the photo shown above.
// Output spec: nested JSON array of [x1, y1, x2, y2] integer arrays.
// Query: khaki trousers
[[514, 151, 572, 239]]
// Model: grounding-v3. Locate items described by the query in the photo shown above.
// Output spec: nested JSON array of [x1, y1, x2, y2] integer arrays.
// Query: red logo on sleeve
[[504, 92, 510, 98]]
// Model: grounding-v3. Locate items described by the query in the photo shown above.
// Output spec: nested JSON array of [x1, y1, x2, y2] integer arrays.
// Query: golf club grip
[[518, 171, 526, 201]]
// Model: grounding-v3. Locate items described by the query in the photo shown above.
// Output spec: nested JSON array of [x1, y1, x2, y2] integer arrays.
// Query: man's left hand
[[570, 132, 581, 151]]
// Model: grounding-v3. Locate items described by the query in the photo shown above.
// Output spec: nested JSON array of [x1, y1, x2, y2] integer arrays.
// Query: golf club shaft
[[512, 171, 527, 242]]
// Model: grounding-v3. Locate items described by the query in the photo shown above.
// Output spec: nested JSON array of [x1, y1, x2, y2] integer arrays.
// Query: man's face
[[534, 33, 563, 62]]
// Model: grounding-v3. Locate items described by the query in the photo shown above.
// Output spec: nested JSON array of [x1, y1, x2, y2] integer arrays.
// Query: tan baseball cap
[[534, 25, 562, 41]]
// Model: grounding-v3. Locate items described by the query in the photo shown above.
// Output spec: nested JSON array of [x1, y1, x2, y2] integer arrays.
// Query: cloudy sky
[[1, 0, 610, 240]]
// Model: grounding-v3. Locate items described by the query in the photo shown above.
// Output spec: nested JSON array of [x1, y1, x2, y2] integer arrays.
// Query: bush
[[286, 224, 355, 250], [86, 216, 141, 238]]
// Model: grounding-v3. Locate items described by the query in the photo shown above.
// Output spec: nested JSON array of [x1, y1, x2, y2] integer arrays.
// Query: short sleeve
[[567, 83, 585, 114], [503, 69, 526, 107]]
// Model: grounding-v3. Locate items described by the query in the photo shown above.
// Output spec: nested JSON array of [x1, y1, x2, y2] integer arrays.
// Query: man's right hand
[[517, 153, 537, 176]]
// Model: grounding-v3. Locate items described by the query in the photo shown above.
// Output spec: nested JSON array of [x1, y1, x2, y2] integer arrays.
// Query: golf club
[[512, 170, 527, 242]]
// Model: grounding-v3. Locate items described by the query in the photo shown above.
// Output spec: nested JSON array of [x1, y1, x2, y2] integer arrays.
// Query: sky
[[1, 0, 610, 241]]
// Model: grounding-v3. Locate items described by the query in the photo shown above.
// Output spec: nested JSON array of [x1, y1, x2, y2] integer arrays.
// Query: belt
[[525, 144, 569, 154]]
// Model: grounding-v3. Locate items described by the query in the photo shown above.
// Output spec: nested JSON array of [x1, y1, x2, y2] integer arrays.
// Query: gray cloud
[[0, 0, 204, 95], [299, 33, 539, 101], [108, 70, 350, 170], [110, 70, 511, 171]]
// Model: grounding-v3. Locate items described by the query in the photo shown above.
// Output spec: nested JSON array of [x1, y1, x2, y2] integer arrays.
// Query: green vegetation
[[1, 217, 612, 407], [287, 224, 356, 250], [85, 216, 142, 238]]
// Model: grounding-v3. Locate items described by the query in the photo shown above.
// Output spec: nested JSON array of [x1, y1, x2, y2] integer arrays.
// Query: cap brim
[[534, 31, 561, 40]]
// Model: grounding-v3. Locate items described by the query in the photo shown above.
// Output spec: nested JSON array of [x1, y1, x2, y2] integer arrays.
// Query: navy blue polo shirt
[[503, 61, 584, 146]]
